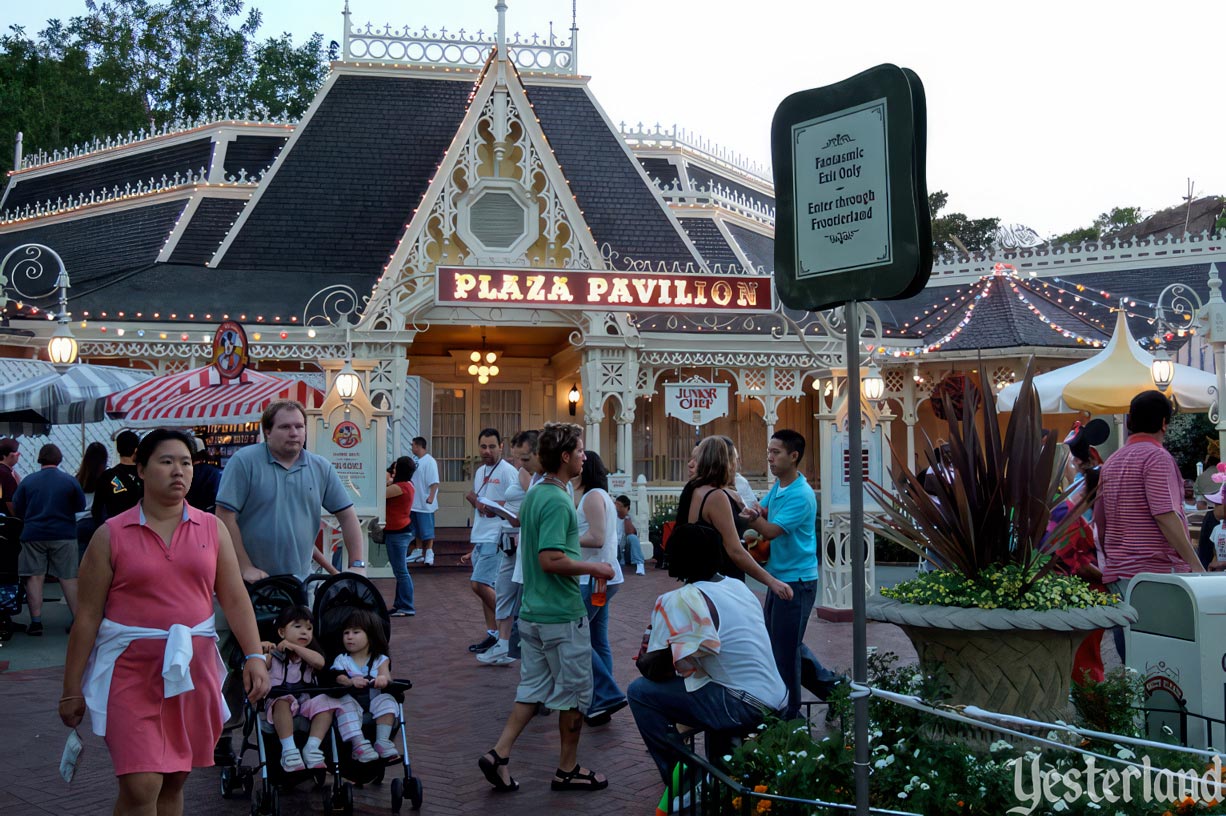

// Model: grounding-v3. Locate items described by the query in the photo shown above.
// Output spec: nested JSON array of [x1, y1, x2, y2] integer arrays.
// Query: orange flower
[[732, 797, 742, 809], [756, 801, 772, 814], [753, 784, 769, 793], [957, 802, 964, 808]]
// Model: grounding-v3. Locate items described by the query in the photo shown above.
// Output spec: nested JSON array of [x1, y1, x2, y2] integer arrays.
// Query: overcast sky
[[7, 0, 1224, 236]]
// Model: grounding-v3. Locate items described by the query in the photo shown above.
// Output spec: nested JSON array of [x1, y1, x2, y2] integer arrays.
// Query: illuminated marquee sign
[[436, 267, 775, 313]]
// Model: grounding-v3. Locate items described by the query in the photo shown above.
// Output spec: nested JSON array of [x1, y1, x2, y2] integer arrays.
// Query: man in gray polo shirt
[[217, 400, 366, 582]]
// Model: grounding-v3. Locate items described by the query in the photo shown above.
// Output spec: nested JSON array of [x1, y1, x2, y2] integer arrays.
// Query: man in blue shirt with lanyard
[[744, 429, 839, 718]]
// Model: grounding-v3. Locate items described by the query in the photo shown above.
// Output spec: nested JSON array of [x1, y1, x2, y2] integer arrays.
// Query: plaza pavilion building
[[3, 7, 1225, 600]]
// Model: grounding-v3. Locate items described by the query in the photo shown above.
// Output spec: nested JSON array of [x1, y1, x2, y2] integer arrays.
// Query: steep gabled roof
[[725, 223, 774, 273], [686, 164, 775, 208], [221, 135, 288, 179], [213, 74, 473, 277], [0, 202, 185, 300], [525, 84, 698, 266], [168, 198, 249, 265], [678, 217, 740, 270]]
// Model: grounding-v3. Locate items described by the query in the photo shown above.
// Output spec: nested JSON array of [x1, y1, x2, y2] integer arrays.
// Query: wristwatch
[[350, 560, 367, 568]]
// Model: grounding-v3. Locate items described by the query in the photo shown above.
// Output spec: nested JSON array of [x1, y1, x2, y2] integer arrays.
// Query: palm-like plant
[[866, 360, 1079, 600]]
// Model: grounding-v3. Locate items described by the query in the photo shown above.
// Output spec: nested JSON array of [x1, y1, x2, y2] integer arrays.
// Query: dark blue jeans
[[628, 676, 766, 786], [764, 578, 835, 719], [582, 582, 624, 713], [384, 530, 415, 613]]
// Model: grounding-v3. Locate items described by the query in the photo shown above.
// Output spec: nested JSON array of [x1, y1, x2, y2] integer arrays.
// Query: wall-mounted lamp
[[568, 383, 581, 416]]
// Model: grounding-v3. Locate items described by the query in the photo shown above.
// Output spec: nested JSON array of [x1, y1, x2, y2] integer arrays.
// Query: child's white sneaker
[[302, 745, 327, 769], [423, 549, 435, 566], [374, 738, 400, 759], [351, 741, 380, 763], [635, 563, 645, 575], [280, 747, 306, 773], [406, 548, 423, 563]]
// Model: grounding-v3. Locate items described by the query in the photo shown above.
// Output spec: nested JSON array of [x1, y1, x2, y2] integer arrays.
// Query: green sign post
[[772, 64, 930, 816]]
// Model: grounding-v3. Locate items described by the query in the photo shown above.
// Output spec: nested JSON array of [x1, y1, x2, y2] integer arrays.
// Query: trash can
[[1126, 574, 1226, 748]]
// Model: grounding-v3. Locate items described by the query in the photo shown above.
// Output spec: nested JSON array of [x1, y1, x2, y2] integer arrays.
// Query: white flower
[[874, 758, 890, 769], [989, 740, 1013, 753], [898, 792, 908, 799], [920, 783, 930, 790], [1116, 747, 1135, 760], [723, 755, 732, 762], [796, 751, 807, 759]]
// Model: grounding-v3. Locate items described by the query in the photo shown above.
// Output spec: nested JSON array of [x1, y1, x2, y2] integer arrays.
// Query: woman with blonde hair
[[676, 437, 792, 600]]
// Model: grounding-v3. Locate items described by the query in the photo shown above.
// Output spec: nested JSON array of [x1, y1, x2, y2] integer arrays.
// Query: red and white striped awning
[[107, 366, 323, 428]]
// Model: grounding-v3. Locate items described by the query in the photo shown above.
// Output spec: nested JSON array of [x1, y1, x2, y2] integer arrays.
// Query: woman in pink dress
[[59, 428, 269, 815]]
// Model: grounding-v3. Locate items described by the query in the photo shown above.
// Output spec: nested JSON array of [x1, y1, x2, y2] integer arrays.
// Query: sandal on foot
[[551, 765, 608, 791], [478, 748, 519, 792]]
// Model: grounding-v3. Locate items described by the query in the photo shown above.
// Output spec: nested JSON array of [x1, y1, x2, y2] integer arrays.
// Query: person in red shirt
[[1094, 391, 1206, 661], [385, 456, 417, 617]]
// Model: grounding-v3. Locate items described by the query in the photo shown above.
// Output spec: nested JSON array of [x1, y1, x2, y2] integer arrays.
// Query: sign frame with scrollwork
[[663, 379, 731, 427]]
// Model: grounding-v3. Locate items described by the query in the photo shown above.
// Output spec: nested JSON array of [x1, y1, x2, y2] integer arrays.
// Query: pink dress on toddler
[[264, 650, 349, 724]]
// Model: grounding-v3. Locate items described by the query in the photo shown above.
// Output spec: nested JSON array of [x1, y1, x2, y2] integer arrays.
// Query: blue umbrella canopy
[[0, 364, 153, 435]]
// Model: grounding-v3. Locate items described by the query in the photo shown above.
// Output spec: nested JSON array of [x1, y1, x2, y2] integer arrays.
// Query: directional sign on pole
[[772, 64, 931, 312], [771, 64, 930, 816]]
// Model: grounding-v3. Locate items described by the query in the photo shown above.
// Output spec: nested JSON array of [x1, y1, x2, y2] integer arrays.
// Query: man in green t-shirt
[[477, 423, 614, 793]]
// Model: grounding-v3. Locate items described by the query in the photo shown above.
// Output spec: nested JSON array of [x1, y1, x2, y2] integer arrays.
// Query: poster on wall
[[829, 417, 882, 512], [314, 416, 381, 519], [663, 380, 731, 427]]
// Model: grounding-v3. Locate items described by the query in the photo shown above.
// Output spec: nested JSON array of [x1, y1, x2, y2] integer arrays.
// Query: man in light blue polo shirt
[[217, 400, 366, 582], [745, 429, 839, 719]]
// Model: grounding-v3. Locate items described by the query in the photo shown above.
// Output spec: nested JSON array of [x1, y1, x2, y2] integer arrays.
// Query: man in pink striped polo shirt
[[1094, 390, 1205, 660]]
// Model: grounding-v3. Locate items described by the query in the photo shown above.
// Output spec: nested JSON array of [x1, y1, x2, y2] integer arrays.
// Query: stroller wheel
[[268, 787, 280, 816], [343, 782, 355, 815], [390, 777, 403, 814], [220, 766, 236, 799], [407, 776, 423, 810], [249, 790, 264, 816], [242, 769, 254, 796]]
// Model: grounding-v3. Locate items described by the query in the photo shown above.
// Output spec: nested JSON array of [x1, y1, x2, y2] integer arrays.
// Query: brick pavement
[[0, 565, 918, 815]]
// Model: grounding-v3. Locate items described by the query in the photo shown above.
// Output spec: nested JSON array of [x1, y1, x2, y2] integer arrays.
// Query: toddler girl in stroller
[[330, 608, 401, 761], [261, 605, 342, 772]]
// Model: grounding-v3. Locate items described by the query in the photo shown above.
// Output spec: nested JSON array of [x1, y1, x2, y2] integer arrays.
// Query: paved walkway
[[0, 565, 920, 815]]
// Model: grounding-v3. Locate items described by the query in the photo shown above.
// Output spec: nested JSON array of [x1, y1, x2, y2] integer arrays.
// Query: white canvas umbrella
[[0, 363, 153, 435], [996, 311, 1216, 413]]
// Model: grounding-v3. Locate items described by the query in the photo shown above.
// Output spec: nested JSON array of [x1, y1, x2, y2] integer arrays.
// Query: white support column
[[616, 403, 635, 479]]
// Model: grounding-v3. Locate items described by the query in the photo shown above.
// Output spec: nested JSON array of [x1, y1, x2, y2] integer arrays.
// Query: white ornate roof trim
[[342, 7, 578, 75], [659, 179, 775, 227], [0, 172, 255, 227], [929, 230, 1226, 284], [621, 123, 771, 185], [209, 72, 343, 267], [13, 119, 295, 175], [79, 340, 348, 361]]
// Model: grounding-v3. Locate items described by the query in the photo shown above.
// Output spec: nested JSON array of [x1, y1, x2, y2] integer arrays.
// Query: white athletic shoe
[[635, 563, 646, 575], [351, 741, 380, 763], [476, 642, 509, 664], [302, 745, 327, 769], [406, 548, 424, 563], [423, 549, 435, 566], [374, 738, 400, 759], [280, 748, 306, 773]]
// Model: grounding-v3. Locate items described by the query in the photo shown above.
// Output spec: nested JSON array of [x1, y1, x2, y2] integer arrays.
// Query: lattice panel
[[773, 368, 798, 393], [883, 367, 905, 395], [742, 369, 767, 392]]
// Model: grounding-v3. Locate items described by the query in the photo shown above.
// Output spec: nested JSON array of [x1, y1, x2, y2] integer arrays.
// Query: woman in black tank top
[[675, 437, 793, 600]]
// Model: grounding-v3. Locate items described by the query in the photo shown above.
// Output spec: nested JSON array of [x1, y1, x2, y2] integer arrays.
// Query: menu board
[[194, 422, 261, 468]]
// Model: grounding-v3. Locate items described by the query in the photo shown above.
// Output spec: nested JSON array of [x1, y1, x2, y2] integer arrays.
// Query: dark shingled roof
[[525, 84, 697, 266], [222, 135, 288, 179], [678, 217, 740, 270], [725, 223, 774, 273], [0, 201, 185, 302], [67, 262, 374, 319], [638, 157, 679, 188], [687, 165, 774, 208], [168, 198, 248, 265], [217, 74, 473, 277], [1, 139, 212, 213]]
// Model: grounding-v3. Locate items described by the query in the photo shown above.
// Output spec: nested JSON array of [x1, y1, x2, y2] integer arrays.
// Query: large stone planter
[[867, 597, 1137, 724]]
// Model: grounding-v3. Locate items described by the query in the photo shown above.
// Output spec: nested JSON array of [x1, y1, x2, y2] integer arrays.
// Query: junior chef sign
[[664, 381, 731, 427]]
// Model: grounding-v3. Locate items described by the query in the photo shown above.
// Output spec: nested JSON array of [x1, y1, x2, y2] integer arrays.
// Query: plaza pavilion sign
[[437, 267, 775, 313]]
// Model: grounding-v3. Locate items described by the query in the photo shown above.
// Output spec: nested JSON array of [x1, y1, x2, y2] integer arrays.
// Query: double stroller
[[219, 573, 423, 814]]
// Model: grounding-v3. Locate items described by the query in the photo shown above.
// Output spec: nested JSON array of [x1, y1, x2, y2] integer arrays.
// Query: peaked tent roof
[[107, 365, 323, 428]]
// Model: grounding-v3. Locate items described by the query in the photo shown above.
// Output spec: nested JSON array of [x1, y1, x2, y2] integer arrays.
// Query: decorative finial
[[496, 1, 507, 55], [1209, 263, 1223, 304]]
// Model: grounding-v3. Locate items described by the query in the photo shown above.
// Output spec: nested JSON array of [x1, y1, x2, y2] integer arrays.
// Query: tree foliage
[[1052, 205, 1144, 244], [0, 0, 327, 175], [928, 190, 1000, 255]]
